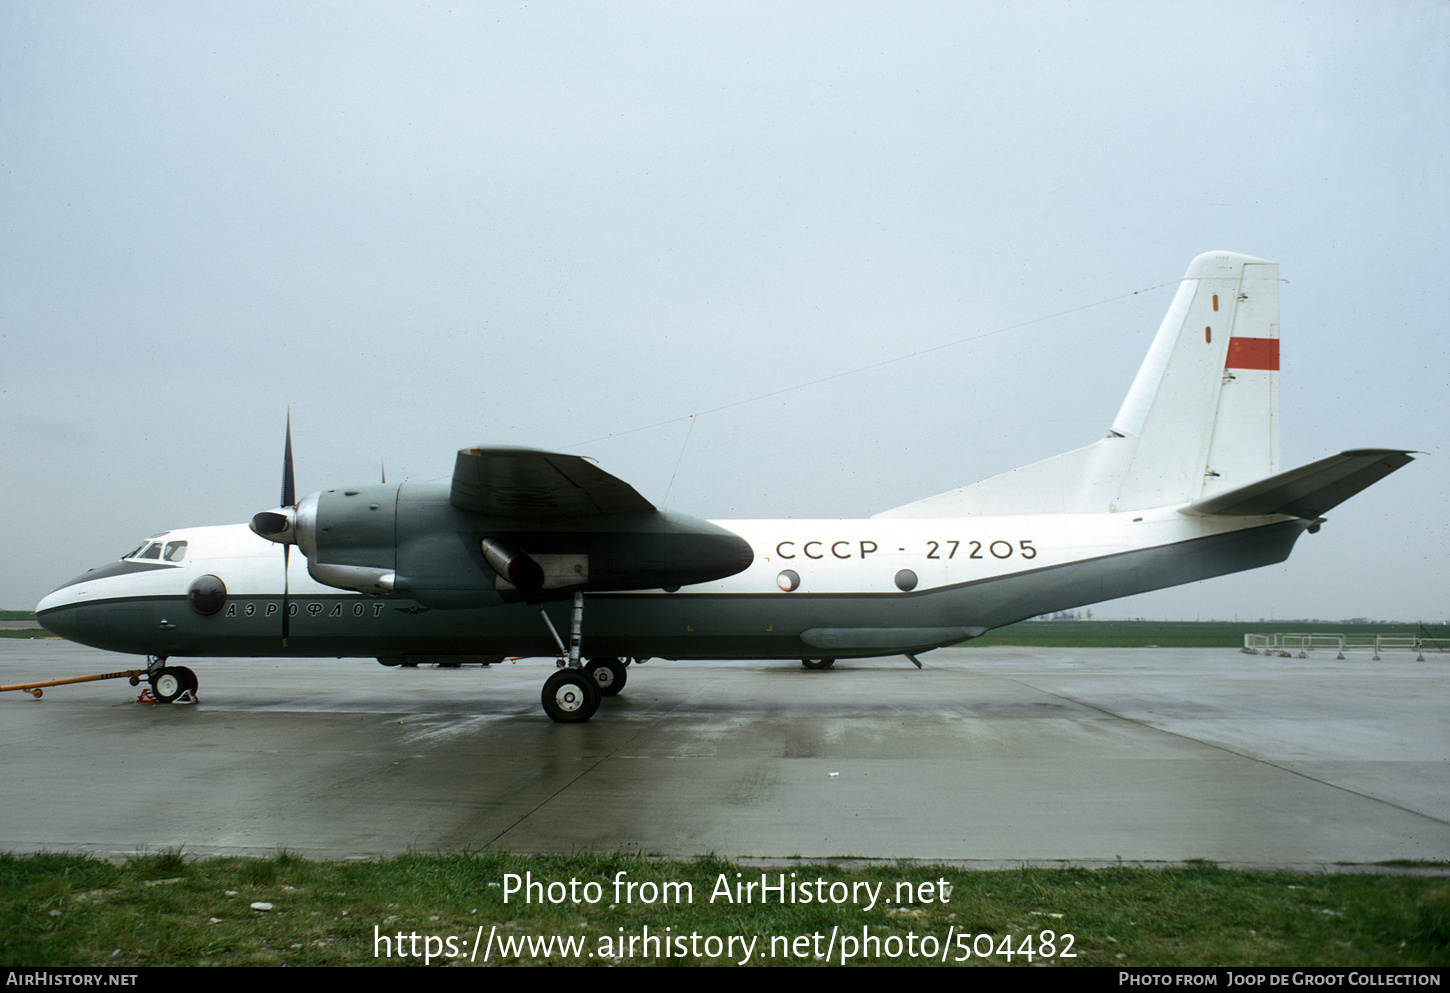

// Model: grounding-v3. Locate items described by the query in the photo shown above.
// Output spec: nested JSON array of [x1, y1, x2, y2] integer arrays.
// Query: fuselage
[[36, 508, 1307, 662]]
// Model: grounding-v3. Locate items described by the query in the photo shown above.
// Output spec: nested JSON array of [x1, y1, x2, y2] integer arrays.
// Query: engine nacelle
[[259, 480, 752, 608]]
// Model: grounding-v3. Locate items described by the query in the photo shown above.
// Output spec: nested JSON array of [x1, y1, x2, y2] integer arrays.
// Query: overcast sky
[[4, 1, 1446, 623]]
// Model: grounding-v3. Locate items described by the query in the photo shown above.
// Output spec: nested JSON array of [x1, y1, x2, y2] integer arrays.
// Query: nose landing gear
[[146, 656, 198, 704]]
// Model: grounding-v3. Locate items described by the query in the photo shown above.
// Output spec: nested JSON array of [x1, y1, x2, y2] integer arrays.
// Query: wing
[[287, 446, 750, 606], [441, 446, 750, 599], [449, 446, 656, 520]]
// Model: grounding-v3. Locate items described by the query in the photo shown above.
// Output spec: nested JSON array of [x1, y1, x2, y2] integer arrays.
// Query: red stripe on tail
[[1225, 337, 1279, 370]]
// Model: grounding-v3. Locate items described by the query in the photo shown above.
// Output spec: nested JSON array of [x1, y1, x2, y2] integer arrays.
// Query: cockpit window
[[122, 539, 188, 564]]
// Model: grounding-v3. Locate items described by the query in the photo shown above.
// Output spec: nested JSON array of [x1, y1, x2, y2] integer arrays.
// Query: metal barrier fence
[[1243, 633, 1441, 660]]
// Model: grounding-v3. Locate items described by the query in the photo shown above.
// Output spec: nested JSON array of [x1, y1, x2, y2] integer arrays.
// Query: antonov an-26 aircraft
[[37, 252, 1411, 722]]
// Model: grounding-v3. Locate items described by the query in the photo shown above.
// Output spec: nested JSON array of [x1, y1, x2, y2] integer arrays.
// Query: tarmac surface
[[2, 640, 1447, 869]]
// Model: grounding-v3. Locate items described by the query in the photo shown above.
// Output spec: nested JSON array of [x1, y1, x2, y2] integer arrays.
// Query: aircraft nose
[[35, 562, 116, 642], [35, 585, 82, 641]]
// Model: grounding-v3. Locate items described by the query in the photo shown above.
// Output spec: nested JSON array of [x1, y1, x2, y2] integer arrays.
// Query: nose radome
[[35, 587, 81, 640], [35, 563, 109, 641]]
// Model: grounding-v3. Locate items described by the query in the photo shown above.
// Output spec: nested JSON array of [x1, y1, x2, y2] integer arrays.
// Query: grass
[[0, 609, 53, 638], [2, 851, 1446, 967]]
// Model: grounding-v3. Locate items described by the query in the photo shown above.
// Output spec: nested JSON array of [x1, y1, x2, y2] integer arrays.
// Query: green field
[[0, 610, 53, 639], [2, 851, 1446, 967]]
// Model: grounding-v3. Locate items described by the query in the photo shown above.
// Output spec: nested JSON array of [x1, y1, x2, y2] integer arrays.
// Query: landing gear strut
[[537, 592, 602, 722]]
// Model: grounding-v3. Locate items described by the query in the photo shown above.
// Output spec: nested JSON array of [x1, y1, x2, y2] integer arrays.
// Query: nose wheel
[[149, 664, 198, 703]]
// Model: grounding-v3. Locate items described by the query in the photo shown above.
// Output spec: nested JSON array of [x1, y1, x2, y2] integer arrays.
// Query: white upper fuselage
[[39, 506, 1280, 609]]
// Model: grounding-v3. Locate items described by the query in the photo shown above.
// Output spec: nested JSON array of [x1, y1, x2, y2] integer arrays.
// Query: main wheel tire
[[173, 666, 199, 694], [151, 667, 186, 703], [801, 658, 835, 670], [542, 669, 601, 723], [585, 657, 627, 696]]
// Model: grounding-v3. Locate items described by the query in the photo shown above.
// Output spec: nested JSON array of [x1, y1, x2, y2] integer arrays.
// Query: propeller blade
[[282, 544, 290, 644], [282, 412, 296, 509], [280, 414, 295, 644]]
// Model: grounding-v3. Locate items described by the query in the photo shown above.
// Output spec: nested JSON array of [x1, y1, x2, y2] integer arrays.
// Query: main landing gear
[[586, 656, 628, 696], [801, 658, 836, 670], [540, 656, 630, 722], [145, 656, 198, 703], [541, 668, 600, 723], [534, 593, 632, 723]]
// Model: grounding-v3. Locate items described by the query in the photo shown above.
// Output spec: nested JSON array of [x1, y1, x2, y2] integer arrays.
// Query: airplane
[[35, 251, 1412, 722]]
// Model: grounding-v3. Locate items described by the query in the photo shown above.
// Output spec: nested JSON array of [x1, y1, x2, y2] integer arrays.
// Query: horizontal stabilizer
[[1182, 449, 1413, 519]]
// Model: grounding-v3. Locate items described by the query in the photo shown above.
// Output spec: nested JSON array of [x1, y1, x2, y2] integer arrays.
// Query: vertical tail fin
[[877, 251, 1281, 518], [1111, 251, 1279, 507]]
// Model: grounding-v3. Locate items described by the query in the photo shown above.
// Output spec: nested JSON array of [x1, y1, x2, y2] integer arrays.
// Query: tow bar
[[1, 669, 148, 699]]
